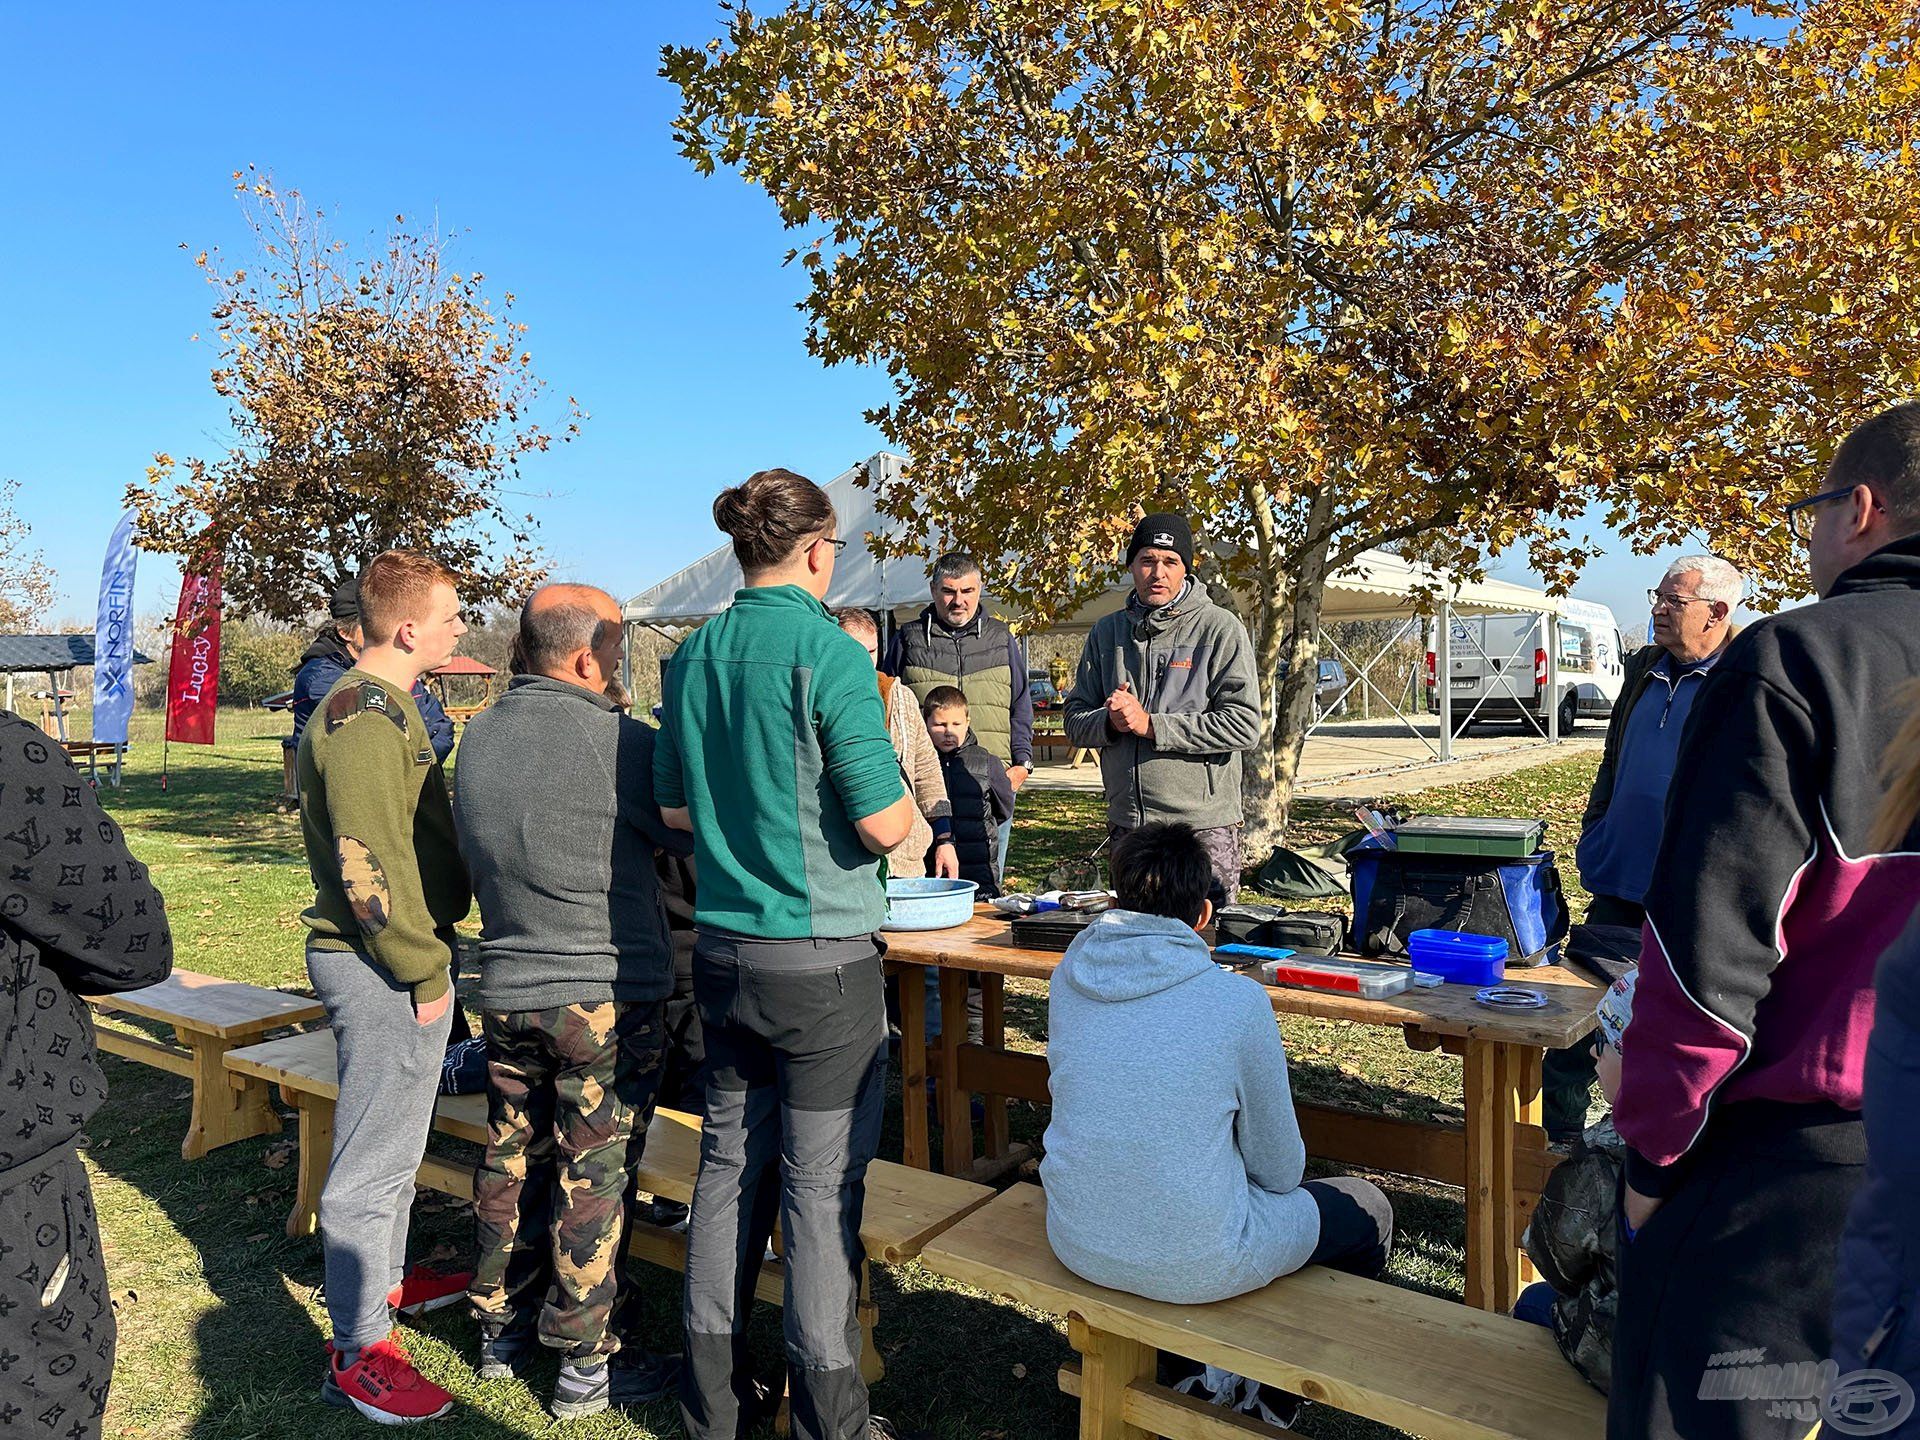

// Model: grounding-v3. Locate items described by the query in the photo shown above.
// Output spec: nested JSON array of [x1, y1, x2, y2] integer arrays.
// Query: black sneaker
[[608, 1346, 684, 1407], [637, 1196, 690, 1232], [476, 1327, 534, 1382]]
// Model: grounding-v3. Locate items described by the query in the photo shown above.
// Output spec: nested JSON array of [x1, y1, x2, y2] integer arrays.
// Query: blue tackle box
[[1407, 928, 1511, 986]]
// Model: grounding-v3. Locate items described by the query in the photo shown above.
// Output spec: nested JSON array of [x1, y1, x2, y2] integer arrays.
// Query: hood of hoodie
[[1123, 576, 1203, 638], [295, 626, 354, 673], [1059, 908, 1217, 1003]]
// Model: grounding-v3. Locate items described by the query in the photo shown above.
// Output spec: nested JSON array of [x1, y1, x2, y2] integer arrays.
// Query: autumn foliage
[[668, 0, 1920, 837], [0, 479, 57, 634], [130, 170, 580, 624]]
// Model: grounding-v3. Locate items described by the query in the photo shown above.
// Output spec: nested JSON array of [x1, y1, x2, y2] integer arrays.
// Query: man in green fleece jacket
[[297, 549, 473, 1425], [654, 467, 916, 1440], [1064, 512, 1262, 906]]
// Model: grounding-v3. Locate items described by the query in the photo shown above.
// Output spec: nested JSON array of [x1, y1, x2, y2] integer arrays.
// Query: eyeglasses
[[1647, 590, 1716, 612], [1783, 486, 1857, 542], [812, 535, 848, 554]]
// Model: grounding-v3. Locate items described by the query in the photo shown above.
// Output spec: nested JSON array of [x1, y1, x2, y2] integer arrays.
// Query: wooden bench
[[921, 1184, 1606, 1440], [225, 1027, 994, 1385], [85, 970, 326, 1160], [1032, 731, 1094, 767]]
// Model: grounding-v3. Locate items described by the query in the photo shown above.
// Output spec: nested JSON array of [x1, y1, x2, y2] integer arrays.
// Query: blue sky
[[0, 2, 1695, 638]]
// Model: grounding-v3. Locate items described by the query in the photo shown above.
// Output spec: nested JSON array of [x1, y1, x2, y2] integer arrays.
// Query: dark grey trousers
[[679, 932, 888, 1440]]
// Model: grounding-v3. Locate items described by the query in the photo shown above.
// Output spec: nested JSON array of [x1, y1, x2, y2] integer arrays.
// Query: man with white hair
[[1546, 554, 1742, 1144]]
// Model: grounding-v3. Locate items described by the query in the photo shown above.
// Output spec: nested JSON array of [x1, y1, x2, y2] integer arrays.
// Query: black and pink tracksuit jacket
[[1616, 535, 1920, 1198]]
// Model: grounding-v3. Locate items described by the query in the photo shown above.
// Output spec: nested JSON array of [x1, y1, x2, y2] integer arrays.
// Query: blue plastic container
[[1407, 928, 1511, 985], [883, 878, 980, 931]]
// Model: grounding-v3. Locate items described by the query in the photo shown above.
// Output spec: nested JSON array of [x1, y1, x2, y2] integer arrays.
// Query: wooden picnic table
[[884, 907, 1605, 1314], [85, 970, 327, 1160]]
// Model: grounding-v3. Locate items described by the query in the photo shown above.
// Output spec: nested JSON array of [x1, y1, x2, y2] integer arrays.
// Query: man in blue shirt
[[1547, 555, 1742, 1144]]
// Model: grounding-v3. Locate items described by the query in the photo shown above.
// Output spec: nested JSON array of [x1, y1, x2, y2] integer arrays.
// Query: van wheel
[[1558, 693, 1579, 735]]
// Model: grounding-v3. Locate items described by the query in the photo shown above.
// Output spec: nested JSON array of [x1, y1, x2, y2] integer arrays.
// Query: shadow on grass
[[85, 1060, 534, 1440]]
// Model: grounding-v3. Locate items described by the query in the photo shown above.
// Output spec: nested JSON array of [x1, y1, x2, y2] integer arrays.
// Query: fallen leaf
[[263, 1144, 293, 1170]]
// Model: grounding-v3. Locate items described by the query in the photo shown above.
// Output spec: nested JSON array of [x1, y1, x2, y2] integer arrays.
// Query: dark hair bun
[[715, 469, 837, 572]]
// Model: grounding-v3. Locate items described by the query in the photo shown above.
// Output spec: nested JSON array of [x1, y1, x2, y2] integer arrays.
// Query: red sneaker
[[324, 1337, 454, 1424], [387, 1264, 473, 1318]]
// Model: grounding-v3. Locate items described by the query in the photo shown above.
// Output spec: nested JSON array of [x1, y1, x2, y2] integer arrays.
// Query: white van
[[1425, 599, 1628, 735]]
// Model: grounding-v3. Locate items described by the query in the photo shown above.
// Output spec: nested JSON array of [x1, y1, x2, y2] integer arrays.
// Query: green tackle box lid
[[1393, 815, 1547, 858]]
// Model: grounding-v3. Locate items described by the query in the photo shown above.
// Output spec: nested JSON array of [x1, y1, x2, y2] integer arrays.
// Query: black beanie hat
[[1126, 512, 1195, 568], [330, 574, 361, 623]]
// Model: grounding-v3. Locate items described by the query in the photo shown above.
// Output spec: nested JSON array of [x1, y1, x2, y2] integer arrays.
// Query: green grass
[[82, 706, 1606, 1439]]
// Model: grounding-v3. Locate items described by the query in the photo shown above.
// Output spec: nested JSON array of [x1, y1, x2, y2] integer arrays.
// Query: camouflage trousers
[[469, 1000, 667, 1359]]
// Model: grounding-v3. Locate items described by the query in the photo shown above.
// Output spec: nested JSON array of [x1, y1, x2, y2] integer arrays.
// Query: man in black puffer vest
[[884, 553, 1032, 872], [922, 687, 1014, 898]]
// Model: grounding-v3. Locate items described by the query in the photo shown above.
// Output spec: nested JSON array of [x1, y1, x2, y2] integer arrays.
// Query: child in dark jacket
[[922, 686, 1014, 1049], [922, 686, 1014, 898]]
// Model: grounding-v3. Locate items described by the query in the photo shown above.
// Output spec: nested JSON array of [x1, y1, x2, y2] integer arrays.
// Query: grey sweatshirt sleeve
[[1149, 616, 1263, 756], [1063, 624, 1116, 749], [1233, 985, 1307, 1195]]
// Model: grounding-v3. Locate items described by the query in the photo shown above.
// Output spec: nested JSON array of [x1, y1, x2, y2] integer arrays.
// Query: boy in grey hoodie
[[1041, 823, 1394, 1422]]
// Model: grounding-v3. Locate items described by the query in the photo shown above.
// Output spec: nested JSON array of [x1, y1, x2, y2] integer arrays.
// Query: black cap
[[1126, 512, 1194, 569], [329, 574, 361, 623]]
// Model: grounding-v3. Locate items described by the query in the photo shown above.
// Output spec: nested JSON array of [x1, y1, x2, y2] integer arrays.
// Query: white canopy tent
[[624, 451, 1577, 760]]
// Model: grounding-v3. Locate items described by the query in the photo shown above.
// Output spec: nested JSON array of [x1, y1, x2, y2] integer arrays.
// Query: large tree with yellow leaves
[[669, 0, 1920, 840]]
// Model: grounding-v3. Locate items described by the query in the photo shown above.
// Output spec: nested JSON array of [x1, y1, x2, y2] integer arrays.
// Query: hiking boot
[[475, 1327, 535, 1382], [322, 1337, 455, 1423], [388, 1264, 473, 1319]]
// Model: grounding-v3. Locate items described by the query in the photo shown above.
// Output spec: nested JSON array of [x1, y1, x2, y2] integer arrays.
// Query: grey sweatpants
[[307, 945, 454, 1348], [680, 931, 888, 1440]]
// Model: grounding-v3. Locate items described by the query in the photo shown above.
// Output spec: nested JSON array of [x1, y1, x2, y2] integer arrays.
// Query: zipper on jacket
[[1862, 1302, 1905, 1365]]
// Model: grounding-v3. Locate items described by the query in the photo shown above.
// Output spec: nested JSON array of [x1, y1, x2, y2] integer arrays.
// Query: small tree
[[130, 170, 582, 623], [0, 479, 57, 633], [218, 620, 306, 705], [668, 0, 1920, 844]]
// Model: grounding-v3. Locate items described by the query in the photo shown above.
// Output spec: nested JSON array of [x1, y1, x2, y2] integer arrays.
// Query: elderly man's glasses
[[1647, 590, 1716, 612], [1783, 487, 1858, 542]]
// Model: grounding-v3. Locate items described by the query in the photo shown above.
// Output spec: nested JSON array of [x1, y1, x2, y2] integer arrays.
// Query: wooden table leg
[[896, 963, 931, 1172], [1068, 1314, 1153, 1440], [1506, 1045, 1544, 1294], [938, 967, 974, 1175], [181, 1031, 282, 1160], [1462, 1039, 1502, 1311], [980, 974, 1010, 1165], [285, 1089, 333, 1239]]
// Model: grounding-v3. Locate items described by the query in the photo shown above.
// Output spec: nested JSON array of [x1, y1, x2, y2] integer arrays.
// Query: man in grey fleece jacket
[[453, 584, 691, 1418], [1042, 823, 1395, 1426], [1064, 512, 1261, 904]]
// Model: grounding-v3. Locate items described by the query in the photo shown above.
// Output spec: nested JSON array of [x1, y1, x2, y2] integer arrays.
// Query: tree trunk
[[1242, 489, 1336, 859]]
